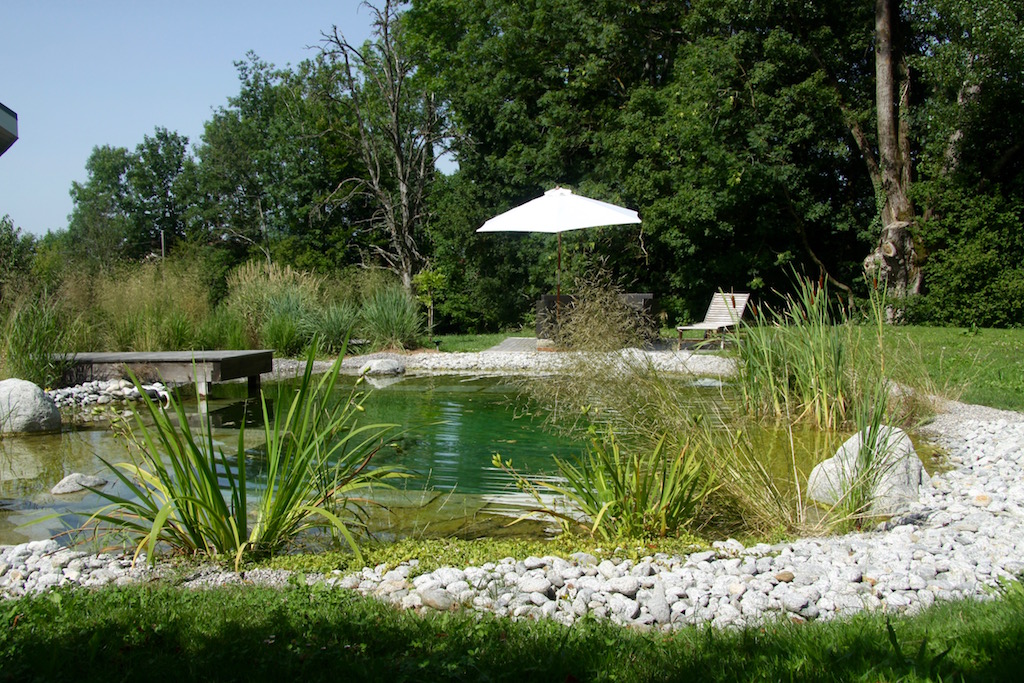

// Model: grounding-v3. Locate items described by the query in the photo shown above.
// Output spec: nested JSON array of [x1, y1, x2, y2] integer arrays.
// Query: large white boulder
[[359, 359, 406, 377], [51, 472, 107, 495], [807, 426, 930, 516], [0, 378, 62, 434]]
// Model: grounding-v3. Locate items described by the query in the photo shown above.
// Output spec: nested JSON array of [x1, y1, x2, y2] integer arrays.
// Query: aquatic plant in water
[[494, 425, 715, 541], [84, 344, 405, 567]]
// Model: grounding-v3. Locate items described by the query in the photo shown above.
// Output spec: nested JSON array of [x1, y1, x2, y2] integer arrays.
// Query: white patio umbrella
[[476, 187, 642, 302]]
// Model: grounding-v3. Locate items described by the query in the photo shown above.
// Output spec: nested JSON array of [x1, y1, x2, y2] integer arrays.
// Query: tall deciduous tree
[[67, 130, 198, 264], [126, 127, 199, 258], [197, 54, 373, 271], [319, 0, 448, 290], [0, 214, 34, 304], [863, 0, 920, 298], [67, 144, 133, 269], [198, 55, 301, 264]]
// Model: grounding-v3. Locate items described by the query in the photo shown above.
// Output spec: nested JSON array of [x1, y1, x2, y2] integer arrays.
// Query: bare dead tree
[[319, 0, 448, 290]]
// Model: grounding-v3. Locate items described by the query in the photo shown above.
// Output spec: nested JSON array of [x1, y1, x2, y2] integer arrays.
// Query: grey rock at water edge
[[807, 426, 930, 515], [358, 359, 406, 377], [51, 473, 107, 495], [0, 378, 62, 434]]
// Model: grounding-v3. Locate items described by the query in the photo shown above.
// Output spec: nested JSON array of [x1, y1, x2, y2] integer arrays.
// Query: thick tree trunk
[[864, 0, 921, 299]]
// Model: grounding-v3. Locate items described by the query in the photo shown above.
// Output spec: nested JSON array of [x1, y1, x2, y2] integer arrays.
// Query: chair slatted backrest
[[702, 292, 750, 326]]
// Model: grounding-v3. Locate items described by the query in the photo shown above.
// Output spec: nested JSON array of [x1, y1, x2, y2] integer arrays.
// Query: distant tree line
[[3, 0, 1022, 330]]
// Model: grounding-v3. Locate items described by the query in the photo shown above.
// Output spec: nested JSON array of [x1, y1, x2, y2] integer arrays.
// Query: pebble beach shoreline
[[4, 348, 1024, 631]]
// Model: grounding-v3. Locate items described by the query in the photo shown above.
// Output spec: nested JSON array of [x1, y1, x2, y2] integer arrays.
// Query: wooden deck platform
[[61, 350, 273, 397]]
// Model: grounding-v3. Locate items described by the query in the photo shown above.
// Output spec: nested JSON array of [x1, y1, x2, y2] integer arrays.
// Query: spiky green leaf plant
[[84, 343, 405, 567], [494, 427, 715, 541]]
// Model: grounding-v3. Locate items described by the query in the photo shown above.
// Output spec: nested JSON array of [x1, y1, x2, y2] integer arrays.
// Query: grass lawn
[[887, 326, 1024, 411], [667, 324, 1024, 411], [3, 581, 1023, 682], [431, 331, 523, 353]]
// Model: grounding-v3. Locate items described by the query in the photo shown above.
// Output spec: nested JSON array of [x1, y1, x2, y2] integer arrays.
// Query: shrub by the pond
[[554, 272, 656, 351], [83, 346, 406, 566]]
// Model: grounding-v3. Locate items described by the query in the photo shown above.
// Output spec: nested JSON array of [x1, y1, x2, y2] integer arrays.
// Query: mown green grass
[[2, 582, 1022, 682], [432, 331, 520, 353], [886, 326, 1024, 411], [665, 324, 1024, 411]]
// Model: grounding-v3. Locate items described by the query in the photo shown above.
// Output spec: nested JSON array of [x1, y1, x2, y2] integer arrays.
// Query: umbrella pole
[[556, 233, 561, 328]]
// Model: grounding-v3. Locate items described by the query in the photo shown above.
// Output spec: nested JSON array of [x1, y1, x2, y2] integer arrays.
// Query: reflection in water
[[1, 430, 119, 545], [353, 377, 578, 495]]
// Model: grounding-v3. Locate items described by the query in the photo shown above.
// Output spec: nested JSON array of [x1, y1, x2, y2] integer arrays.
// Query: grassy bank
[[885, 326, 1024, 411], [3, 581, 1023, 682], [667, 324, 1024, 412]]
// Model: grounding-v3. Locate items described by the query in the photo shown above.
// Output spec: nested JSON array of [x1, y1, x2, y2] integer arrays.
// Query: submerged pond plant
[[83, 344, 405, 567]]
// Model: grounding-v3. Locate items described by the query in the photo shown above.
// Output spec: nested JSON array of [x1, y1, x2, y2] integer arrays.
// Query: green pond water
[[0, 375, 583, 545], [0, 374, 883, 546]]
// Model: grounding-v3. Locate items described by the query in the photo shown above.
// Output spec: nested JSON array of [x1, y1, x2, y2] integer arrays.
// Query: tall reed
[[1, 293, 81, 387], [733, 276, 856, 430]]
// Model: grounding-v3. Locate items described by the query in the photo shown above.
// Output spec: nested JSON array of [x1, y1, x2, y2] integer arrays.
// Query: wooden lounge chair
[[677, 291, 750, 349]]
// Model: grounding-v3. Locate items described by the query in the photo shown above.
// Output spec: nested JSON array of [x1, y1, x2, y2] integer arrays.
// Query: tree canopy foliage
[[8, 0, 1022, 331]]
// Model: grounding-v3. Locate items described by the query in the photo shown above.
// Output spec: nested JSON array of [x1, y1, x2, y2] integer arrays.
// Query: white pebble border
[[3, 350, 1022, 632]]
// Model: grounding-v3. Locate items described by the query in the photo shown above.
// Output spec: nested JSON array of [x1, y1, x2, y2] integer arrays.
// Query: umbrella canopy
[[476, 187, 642, 322], [477, 187, 641, 234]]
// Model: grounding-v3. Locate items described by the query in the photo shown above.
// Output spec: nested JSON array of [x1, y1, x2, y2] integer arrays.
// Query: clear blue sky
[[1, 0, 374, 237]]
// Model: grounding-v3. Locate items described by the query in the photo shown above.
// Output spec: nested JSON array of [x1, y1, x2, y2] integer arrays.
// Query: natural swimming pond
[[2, 372, 914, 546]]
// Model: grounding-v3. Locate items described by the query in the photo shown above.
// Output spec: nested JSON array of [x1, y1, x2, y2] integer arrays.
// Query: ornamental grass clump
[[494, 425, 715, 541], [520, 331, 825, 538], [360, 284, 422, 350], [225, 261, 324, 349], [84, 343, 405, 567], [305, 301, 361, 354], [1, 293, 82, 387], [92, 259, 208, 351]]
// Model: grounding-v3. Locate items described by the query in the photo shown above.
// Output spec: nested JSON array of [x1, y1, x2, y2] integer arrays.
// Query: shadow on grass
[[2, 584, 1023, 682]]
